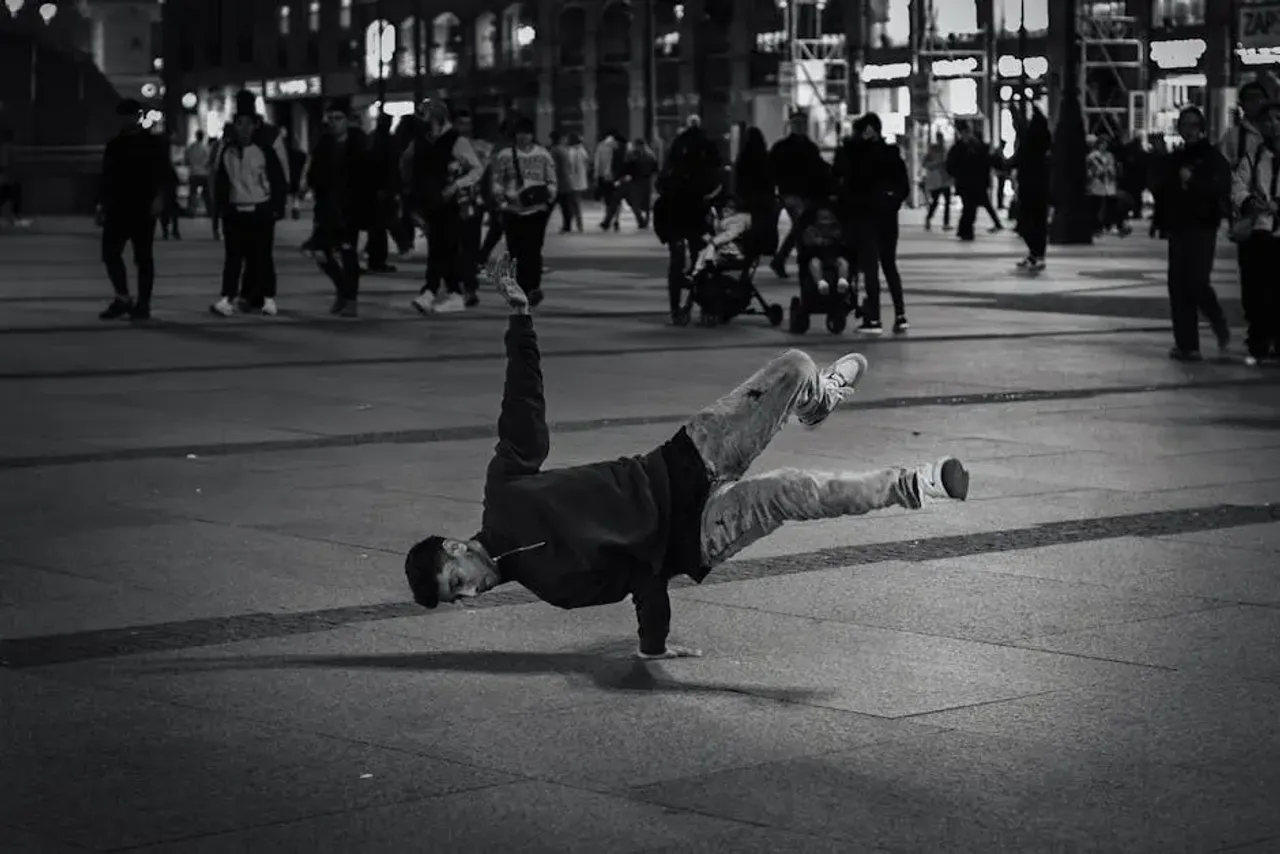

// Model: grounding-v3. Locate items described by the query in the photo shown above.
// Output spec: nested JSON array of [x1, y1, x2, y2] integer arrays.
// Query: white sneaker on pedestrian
[[836, 277, 850, 293], [433, 293, 467, 313], [912, 457, 970, 504], [817, 279, 831, 295], [209, 297, 237, 317], [411, 293, 436, 315], [798, 353, 869, 428], [261, 298, 278, 317]]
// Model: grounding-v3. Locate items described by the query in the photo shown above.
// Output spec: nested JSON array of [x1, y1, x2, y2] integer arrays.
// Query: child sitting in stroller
[[673, 195, 782, 327], [799, 201, 850, 297], [690, 197, 753, 277]]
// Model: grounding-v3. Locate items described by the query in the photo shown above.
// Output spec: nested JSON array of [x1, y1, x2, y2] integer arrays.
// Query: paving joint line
[[4, 376, 1279, 470], [1, 503, 1275, 669]]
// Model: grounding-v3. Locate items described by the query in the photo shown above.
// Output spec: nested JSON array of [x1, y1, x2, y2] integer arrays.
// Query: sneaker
[[1015, 256, 1034, 270], [1244, 355, 1260, 367], [798, 353, 869, 428], [338, 301, 359, 318], [836, 278, 850, 293], [913, 457, 970, 504], [209, 297, 237, 317], [464, 291, 480, 308], [261, 298, 278, 317], [128, 302, 151, 321], [1029, 257, 1046, 272], [411, 293, 436, 315], [329, 297, 347, 315], [858, 319, 884, 335], [770, 259, 789, 279], [1168, 347, 1203, 362], [817, 279, 831, 295], [893, 315, 909, 334], [99, 298, 132, 320], [433, 292, 467, 313]]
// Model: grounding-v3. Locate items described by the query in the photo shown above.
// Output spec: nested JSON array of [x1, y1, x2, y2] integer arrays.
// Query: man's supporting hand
[[635, 644, 703, 661]]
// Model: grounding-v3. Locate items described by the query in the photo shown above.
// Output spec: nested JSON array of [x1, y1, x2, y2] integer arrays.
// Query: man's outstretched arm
[[633, 575, 702, 660], [487, 272, 550, 480]]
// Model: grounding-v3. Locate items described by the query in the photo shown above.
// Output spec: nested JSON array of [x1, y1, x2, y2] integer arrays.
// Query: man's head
[[232, 111, 257, 145], [195, 130, 205, 143], [1261, 102, 1280, 146], [1177, 105, 1207, 144], [858, 112, 883, 141], [116, 98, 143, 132], [512, 115, 535, 149], [405, 536, 501, 608], [789, 110, 808, 137], [1240, 80, 1269, 123], [419, 99, 450, 135], [454, 108, 472, 138], [324, 101, 350, 139]]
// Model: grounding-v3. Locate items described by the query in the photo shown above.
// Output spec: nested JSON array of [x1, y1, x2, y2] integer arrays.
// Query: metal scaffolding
[[1078, 7, 1146, 139], [784, 0, 849, 147]]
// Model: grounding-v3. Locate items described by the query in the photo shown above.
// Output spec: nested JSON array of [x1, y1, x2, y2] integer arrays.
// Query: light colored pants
[[685, 350, 921, 568]]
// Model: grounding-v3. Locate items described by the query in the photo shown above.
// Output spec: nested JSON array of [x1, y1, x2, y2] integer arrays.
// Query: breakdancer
[[406, 254, 970, 659]]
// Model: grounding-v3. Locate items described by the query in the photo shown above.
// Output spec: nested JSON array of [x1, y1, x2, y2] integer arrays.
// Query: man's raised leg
[[699, 459, 969, 567], [684, 350, 868, 483]]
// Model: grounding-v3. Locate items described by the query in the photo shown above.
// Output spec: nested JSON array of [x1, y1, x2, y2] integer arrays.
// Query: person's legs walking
[[878, 214, 905, 322], [850, 219, 882, 329], [684, 349, 868, 482], [1166, 234, 1200, 355], [700, 459, 969, 567], [1186, 226, 1228, 349], [130, 216, 156, 316], [213, 211, 247, 314], [772, 195, 804, 274], [957, 191, 977, 240], [981, 192, 1003, 230], [99, 217, 133, 318]]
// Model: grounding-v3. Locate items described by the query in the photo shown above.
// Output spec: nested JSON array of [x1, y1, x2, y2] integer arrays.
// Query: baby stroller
[[789, 199, 857, 334], [672, 198, 784, 329]]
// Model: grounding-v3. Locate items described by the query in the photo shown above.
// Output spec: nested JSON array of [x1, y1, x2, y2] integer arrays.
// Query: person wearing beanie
[[403, 252, 971, 660], [96, 98, 174, 321], [210, 106, 288, 317], [405, 99, 484, 315], [489, 115, 557, 306]]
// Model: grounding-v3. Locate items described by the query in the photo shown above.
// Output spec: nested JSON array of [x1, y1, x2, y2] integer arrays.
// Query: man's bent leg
[[685, 350, 830, 482], [699, 462, 966, 567]]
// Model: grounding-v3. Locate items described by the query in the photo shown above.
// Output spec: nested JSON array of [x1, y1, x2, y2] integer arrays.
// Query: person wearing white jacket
[[1231, 101, 1280, 365], [490, 116, 557, 306]]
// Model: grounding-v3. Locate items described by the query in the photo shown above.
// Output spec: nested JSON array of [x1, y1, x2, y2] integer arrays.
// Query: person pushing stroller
[[404, 252, 972, 659]]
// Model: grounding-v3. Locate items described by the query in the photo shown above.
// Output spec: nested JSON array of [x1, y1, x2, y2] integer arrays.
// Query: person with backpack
[[1231, 99, 1280, 366]]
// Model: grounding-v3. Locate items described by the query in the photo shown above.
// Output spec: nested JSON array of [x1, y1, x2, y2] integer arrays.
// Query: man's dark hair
[[512, 115, 535, 136], [861, 112, 883, 135], [405, 535, 448, 609]]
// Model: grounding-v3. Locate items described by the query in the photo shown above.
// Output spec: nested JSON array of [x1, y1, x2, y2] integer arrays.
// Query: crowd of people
[[85, 76, 1280, 364]]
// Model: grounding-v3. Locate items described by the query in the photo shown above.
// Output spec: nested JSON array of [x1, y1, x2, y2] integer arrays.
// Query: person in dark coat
[[732, 125, 777, 256], [364, 113, 398, 274], [306, 99, 371, 317], [1154, 106, 1232, 361], [655, 115, 724, 322], [96, 98, 173, 321], [1008, 106, 1052, 272], [946, 123, 996, 241], [768, 112, 829, 278]]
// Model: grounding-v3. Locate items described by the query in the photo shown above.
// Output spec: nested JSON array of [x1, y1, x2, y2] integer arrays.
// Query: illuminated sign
[[1238, 46, 1280, 65], [861, 62, 912, 83], [1240, 3, 1280, 49], [1150, 38, 1207, 70], [263, 76, 323, 100], [996, 54, 1048, 80], [931, 57, 979, 78]]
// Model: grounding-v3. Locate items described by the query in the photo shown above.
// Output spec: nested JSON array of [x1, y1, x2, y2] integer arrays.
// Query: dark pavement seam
[[4, 377, 1279, 469], [2, 503, 1274, 669]]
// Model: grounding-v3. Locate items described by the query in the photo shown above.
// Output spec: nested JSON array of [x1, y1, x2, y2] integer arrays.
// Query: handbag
[[1229, 148, 1277, 243], [513, 148, 552, 208]]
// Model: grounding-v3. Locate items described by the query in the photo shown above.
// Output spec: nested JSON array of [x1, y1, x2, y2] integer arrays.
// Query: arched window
[[502, 3, 536, 66], [398, 16, 418, 77], [558, 6, 586, 67], [598, 1, 632, 64], [431, 12, 461, 75], [475, 12, 497, 69], [364, 19, 395, 82]]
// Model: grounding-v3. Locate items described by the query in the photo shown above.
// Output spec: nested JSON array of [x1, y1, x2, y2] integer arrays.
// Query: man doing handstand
[[406, 254, 971, 659]]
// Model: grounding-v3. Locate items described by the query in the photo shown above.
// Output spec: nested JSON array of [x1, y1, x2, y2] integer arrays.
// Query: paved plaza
[[1, 205, 1278, 853]]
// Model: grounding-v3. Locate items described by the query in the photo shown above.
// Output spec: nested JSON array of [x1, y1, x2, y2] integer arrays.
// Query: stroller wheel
[[826, 312, 848, 334], [766, 303, 784, 327], [672, 307, 692, 327], [788, 297, 810, 334]]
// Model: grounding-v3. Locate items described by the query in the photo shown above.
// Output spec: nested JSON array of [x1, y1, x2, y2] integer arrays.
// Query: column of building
[[535, 0, 556, 141], [581, 4, 600, 147]]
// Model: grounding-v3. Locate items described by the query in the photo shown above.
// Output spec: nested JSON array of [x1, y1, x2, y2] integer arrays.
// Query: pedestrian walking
[[364, 114, 398, 274], [226, 90, 291, 311], [96, 98, 172, 321], [1086, 134, 1125, 236], [922, 132, 953, 232], [625, 139, 658, 229], [769, 111, 828, 277], [1231, 99, 1280, 366], [564, 132, 590, 232], [1155, 106, 1232, 362], [1008, 106, 1052, 272], [158, 132, 183, 241], [307, 100, 370, 318], [490, 116, 556, 307], [209, 105, 288, 318], [947, 123, 996, 241], [185, 130, 211, 217], [655, 115, 723, 322], [406, 100, 484, 315], [595, 130, 626, 230]]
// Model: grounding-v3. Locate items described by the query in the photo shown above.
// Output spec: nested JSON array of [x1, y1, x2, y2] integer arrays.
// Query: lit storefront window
[[1153, 0, 1205, 29], [476, 12, 497, 69], [364, 20, 395, 81], [431, 13, 461, 75], [995, 0, 1048, 33], [398, 17, 418, 77]]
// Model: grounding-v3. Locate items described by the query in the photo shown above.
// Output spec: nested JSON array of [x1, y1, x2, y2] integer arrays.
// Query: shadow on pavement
[[135, 646, 835, 704]]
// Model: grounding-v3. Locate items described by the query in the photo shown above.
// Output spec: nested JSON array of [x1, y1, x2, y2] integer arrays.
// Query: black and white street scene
[[2, 0, 1280, 851]]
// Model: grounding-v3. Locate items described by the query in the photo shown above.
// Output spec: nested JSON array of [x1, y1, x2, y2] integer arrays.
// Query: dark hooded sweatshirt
[[473, 316, 710, 655]]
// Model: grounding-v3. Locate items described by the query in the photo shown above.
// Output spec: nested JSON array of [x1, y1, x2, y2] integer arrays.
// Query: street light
[[37, 1, 54, 23]]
